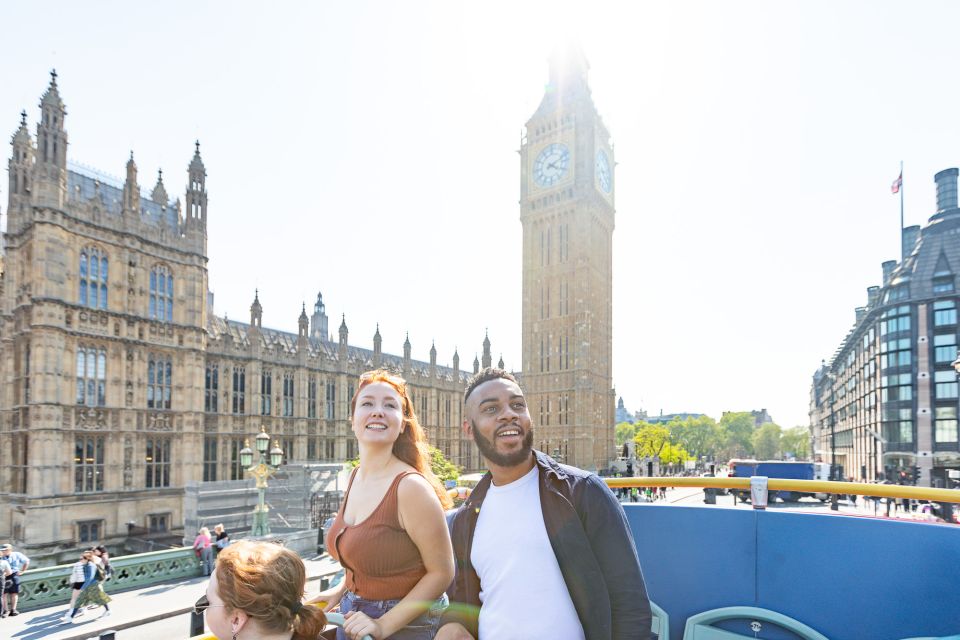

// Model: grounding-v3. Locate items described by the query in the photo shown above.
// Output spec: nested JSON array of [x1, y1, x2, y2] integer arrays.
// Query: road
[[626, 485, 898, 517]]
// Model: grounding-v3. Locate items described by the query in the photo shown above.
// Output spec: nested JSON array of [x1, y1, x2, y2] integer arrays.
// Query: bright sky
[[2, 1, 957, 429]]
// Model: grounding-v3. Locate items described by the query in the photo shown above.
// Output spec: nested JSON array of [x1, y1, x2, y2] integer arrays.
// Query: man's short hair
[[464, 367, 520, 403]]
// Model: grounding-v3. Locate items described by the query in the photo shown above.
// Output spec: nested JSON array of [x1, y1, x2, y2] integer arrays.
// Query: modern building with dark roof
[[810, 168, 960, 487]]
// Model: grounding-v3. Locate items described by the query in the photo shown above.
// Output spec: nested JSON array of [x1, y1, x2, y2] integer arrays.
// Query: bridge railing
[[17, 546, 202, 612]]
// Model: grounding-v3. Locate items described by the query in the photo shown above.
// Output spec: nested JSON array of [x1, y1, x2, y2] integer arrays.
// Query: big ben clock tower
[[520, 46, 615, 471]]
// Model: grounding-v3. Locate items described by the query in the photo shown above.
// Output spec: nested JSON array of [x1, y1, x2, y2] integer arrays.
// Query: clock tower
[[520, 46, 615, 472]]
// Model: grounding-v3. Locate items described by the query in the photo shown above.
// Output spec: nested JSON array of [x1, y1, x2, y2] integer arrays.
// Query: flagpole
[[900, 160, 904, 262]]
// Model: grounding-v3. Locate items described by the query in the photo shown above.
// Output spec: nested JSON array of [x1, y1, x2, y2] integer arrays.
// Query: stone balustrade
[[16, 546, 202, 612]]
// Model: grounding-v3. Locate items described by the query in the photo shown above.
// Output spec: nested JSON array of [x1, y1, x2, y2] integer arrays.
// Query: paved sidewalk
[[2, 555, 342, 640]]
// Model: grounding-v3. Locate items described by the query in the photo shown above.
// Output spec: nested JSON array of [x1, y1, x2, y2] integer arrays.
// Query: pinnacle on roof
[[404, 332, 411, 348], [339, 313, 348, 332], [190, 140, 205, 170], [12, 110, 31, 144], [430, 341, 437, 355], [299, 303, 308, 322], [40, 69, 64, 110], [151, 169, 168, 204], [498, 354, 505, 369], [251, 289, 262, 311], [374, 323, 381, 339], [483, 329, 490, 349]]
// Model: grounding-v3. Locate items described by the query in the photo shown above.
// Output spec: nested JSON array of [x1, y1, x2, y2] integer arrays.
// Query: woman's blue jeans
[[335, 590, 447, 640]]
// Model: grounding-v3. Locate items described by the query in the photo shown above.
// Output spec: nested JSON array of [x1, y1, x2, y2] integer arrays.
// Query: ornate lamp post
[[240, 426, 284, 536]]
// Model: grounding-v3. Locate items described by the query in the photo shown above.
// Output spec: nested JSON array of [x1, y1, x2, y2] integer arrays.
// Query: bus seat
[[683, 606, 828, 640], [650, 600, 669, 639]]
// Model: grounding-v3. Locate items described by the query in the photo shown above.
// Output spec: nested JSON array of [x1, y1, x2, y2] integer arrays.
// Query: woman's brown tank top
[[326, 469, 426, 600]]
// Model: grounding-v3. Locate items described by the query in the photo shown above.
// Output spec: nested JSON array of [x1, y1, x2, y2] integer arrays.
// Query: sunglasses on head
[[193, 594, 228, 616]]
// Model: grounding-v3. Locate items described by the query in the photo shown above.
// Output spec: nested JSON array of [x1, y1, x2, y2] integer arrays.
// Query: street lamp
[[242, 426, 284, 537]]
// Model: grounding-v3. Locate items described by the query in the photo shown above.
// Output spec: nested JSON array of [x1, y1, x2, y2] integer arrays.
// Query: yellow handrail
[[604, 476, 960, 503]]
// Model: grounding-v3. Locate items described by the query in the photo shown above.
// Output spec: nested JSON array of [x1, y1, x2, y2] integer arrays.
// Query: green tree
[[429, 445, 461, 484], [634, 423, 671, 459], [718, 412, 756, 459], [616, 421, 637, 447], [780, 426, 811, 459], [753, 423, 782, 460], [347, 445, 460, 485], [659, 442, 691, 466], [669, 415, 720, 460]]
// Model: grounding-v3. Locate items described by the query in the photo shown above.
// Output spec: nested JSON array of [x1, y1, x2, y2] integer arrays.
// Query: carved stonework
[[147, 412, 172, 432], [123, 435, 133, 488], [76, 407, 107, 430]]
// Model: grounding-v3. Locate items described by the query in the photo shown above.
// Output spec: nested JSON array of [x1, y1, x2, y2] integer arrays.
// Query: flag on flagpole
[[891, 173, 902, 194]]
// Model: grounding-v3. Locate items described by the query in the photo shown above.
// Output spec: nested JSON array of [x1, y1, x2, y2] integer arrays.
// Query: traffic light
[[626, 462, 634, 477], [912, 465, 921, 484]]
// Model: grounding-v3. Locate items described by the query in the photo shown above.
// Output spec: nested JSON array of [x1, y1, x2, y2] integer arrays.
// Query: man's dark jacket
[[441, 450, 651, 639]]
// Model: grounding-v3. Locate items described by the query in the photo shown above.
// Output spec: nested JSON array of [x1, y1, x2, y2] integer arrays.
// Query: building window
[[934, 300, 957, 326], [79, 246, 108, 310], [261, 370, 272, 415], [205, 365, 219, 413], [935, 406, 959, 443], [934, 333, 958, 364], [22, 344, 30, 404], [880, 305, 911, 335], [935, 370, 958, 399], [880, 373, 913, 402], [78, 520, 103, 543], [884, 285, 909, 303], [283, 373, 294, 417], [324, 438, 335, 460], [281, 438, 293, 464], [307, 376, 317, 419], [880, 338, 911, 370], [145, 437, 171, 488], [148, 514, 169, 533], [233, 367, 246, 414], [326, 382, 336, 420], [933, 275, 955, 293], [147, 354, 172, 409], [149, 265, 174, 322], [307, 437, 317, 461], [203, 436, 218, 482], [76, 346, 106, 406], [346, 439, 356, 459], [882, 406, 913, 445], [74, 436, 105, 492], [11, 434, 28, 494], [230, 438, 246, 480]]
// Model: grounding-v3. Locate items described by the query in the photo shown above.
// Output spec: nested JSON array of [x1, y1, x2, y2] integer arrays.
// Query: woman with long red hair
[[312, 369, 454, 640]]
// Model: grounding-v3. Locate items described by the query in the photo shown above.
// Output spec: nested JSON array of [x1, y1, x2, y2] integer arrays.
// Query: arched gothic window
[[79, 247, 108, 310], [150, 265, 174, 322]]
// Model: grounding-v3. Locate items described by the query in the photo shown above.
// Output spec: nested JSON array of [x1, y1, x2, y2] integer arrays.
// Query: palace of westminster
[[1, 54, 617, 557]]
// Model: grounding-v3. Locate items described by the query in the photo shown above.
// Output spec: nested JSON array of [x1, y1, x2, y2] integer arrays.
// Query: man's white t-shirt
[[470, 464, 586, 640]]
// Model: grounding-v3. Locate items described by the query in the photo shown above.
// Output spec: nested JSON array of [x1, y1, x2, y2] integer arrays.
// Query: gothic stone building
[[810, 168, 960, 487], [0, 73, 493, 559], [520, 48, 616, 471]]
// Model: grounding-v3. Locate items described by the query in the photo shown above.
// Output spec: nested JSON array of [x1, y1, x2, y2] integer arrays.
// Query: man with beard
[[436, 368, 651, 640]]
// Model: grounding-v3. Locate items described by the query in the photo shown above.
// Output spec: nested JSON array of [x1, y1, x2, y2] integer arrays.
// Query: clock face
[[596, 150, 612, 194], [533, 143, 570, 187]]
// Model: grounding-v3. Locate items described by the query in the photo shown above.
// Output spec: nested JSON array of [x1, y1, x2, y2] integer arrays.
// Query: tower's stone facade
[[519, 49, 616, 471], [0, 73, 488, 561]]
